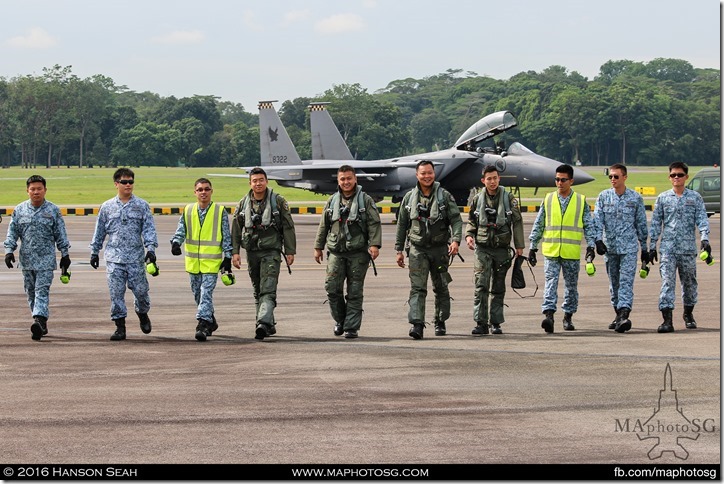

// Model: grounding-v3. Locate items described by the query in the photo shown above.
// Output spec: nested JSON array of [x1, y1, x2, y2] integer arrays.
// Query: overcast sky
[[1, 0, 720, 112]]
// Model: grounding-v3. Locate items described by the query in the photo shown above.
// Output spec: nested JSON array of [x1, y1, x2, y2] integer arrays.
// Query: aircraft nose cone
[[573, 168, 595, 184]]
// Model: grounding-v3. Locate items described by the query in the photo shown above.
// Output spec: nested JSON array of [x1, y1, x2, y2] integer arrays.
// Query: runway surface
[[0, 213, 719, 471]]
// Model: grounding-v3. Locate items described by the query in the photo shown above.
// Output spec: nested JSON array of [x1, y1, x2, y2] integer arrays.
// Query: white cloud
[[314, 13, 366, 34], [150, 30, 205, 45], [282, 9, 310, 27], [243, 10, 264, 32], [5, 27, 57, 49]]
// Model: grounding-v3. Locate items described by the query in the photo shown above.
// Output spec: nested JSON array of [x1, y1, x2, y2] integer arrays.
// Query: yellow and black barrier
[[0, 203, 656, 217]]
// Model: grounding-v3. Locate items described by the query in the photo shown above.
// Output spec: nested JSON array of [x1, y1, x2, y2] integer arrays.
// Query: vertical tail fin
[[258, 100, 302, 166], [309, 102, 354, 160]]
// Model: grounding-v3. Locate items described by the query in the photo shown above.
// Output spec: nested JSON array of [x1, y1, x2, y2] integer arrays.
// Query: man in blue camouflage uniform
[[593, 163, 649, 333], [171, 178, 232, 342], [90, 168, 158, 341], [528, 164, 601, 333], [4, 175, 71, 341], [649, 162, 711, 333]]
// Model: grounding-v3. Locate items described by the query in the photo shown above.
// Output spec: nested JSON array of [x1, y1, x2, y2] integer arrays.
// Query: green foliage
[[0, 58, 719, 172]]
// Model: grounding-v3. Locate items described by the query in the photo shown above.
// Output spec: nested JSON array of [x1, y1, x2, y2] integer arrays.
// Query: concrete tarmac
[[0, 213, 719, 469]]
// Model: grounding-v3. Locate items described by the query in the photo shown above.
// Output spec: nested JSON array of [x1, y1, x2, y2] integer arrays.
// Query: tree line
[[0, 58, 719, 169]]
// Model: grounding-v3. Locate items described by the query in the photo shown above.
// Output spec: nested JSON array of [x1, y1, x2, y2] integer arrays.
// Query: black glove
[[528, 249, 537, 267], [90, 254, 99, 269], [60, 255, 71, 271], [595, 240, 607, 255], [649, 248, 658, 265], [171, 242, 182, 256], [144, 251, 156, 264], [701, 240, 712, 255], [585, 246, 596, 262], [5, 253, 15, 268], [221, 257, 232, 273], [640, 250, 649, 265]]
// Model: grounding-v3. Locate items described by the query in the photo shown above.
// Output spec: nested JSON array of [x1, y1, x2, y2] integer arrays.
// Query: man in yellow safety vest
[[527, 164, 604, 333], [171, 178, 232, 341]]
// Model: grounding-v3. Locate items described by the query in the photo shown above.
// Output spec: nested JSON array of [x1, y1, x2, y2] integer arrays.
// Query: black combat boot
[[137, 311, 152, 334], [30, 316, 46, 341], [207, 314, 219, 335], [434, 320, 446, 336], [541, 310, 555, 333], [110, 318, 127, 341], [562, 313, 575, 331], [608, 308, 621, 330], [195, 319, 210, 341], [683, 306, 697, 329], [255, 323, 270, 340], [491, 323, 503, 334], [657, 309, 674, 333], [471, 323, 489, 335], [615, 307, 632, 333], [333, 321, 344, 336], [409, 322, 425, 340]]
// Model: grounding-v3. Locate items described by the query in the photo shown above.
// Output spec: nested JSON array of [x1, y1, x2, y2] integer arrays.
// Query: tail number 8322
[[271, 155, 287, 164]]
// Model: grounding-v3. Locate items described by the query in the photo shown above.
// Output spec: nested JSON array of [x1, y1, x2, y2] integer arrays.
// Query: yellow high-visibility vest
[[541, 192, 585, 260], [184, 202, 224, 274]]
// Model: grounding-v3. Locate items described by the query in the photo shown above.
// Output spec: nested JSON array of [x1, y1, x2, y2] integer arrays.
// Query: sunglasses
[[608, 175, 620, 180], [669, 173, 687, 178], [554, 177, 570, 183], [195, 187, 212, 192], [117, 179, 134, 185]]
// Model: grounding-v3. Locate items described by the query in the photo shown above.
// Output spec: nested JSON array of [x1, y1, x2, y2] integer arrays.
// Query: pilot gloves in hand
[[171, 242, 182, 256], [60, 255, 71, 271], [90, 254, 99, 269], [595, 240, 607, 255], [5, 253, 15, 268], [527, 249, 537, 267]]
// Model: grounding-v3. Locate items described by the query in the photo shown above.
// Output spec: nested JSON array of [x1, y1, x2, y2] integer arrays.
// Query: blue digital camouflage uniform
[[529, 191, 596, 314], [649, 188, 709, 310], [3, 200, 70, 320], [593, 188, 648, 311], [171, 204, 232, 322], [90, 195, 158, 320]]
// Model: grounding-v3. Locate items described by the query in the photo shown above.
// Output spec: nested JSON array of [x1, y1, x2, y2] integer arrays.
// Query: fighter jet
[[243, 100, 594, 204]]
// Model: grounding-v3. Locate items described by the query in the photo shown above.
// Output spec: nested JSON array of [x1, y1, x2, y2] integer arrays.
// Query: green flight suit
[[466, 187, 524, 327], [395, 182, 463, 326], [314, 186, 382, 332], [232, 189, 296, 329]]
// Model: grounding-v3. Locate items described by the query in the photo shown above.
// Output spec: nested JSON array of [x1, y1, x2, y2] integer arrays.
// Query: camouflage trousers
[[658, 252, 698, 310], [473, 246, 512, 326], [604, 252, 638, 310], [246, 249, 281, 327], [189, 273, 219, 322], [542, 257, 580, 314], [22, 270, 54, 319], [325, 250, 370, 331], [106, 262, 150, 320], [406, 245, 451, 325]]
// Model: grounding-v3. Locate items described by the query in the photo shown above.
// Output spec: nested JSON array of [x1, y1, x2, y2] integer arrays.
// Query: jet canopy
[[454, 111, 518, 150]]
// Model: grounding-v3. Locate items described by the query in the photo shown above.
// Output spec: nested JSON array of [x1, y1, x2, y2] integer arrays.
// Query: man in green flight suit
[[465, 165, 525, 335], [314, 165, 382, 339], [232, 167, 296, 340], [395, 160, 463, 339]]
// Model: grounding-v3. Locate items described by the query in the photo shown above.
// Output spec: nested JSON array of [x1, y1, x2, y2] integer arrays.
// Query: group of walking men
[[2, 160, 712, 341]]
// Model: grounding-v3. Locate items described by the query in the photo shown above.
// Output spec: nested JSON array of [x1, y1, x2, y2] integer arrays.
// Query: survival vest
[[403, 183, 450, 247], [471, 187, 513, 248], [183, 202, 224, 274], [541, 191, 586, 260], [324, 186, 369, 253], [235, 189, 284, 251]]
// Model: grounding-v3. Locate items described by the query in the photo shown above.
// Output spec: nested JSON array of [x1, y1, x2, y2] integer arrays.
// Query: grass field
[[0, 165, 711, 207]]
